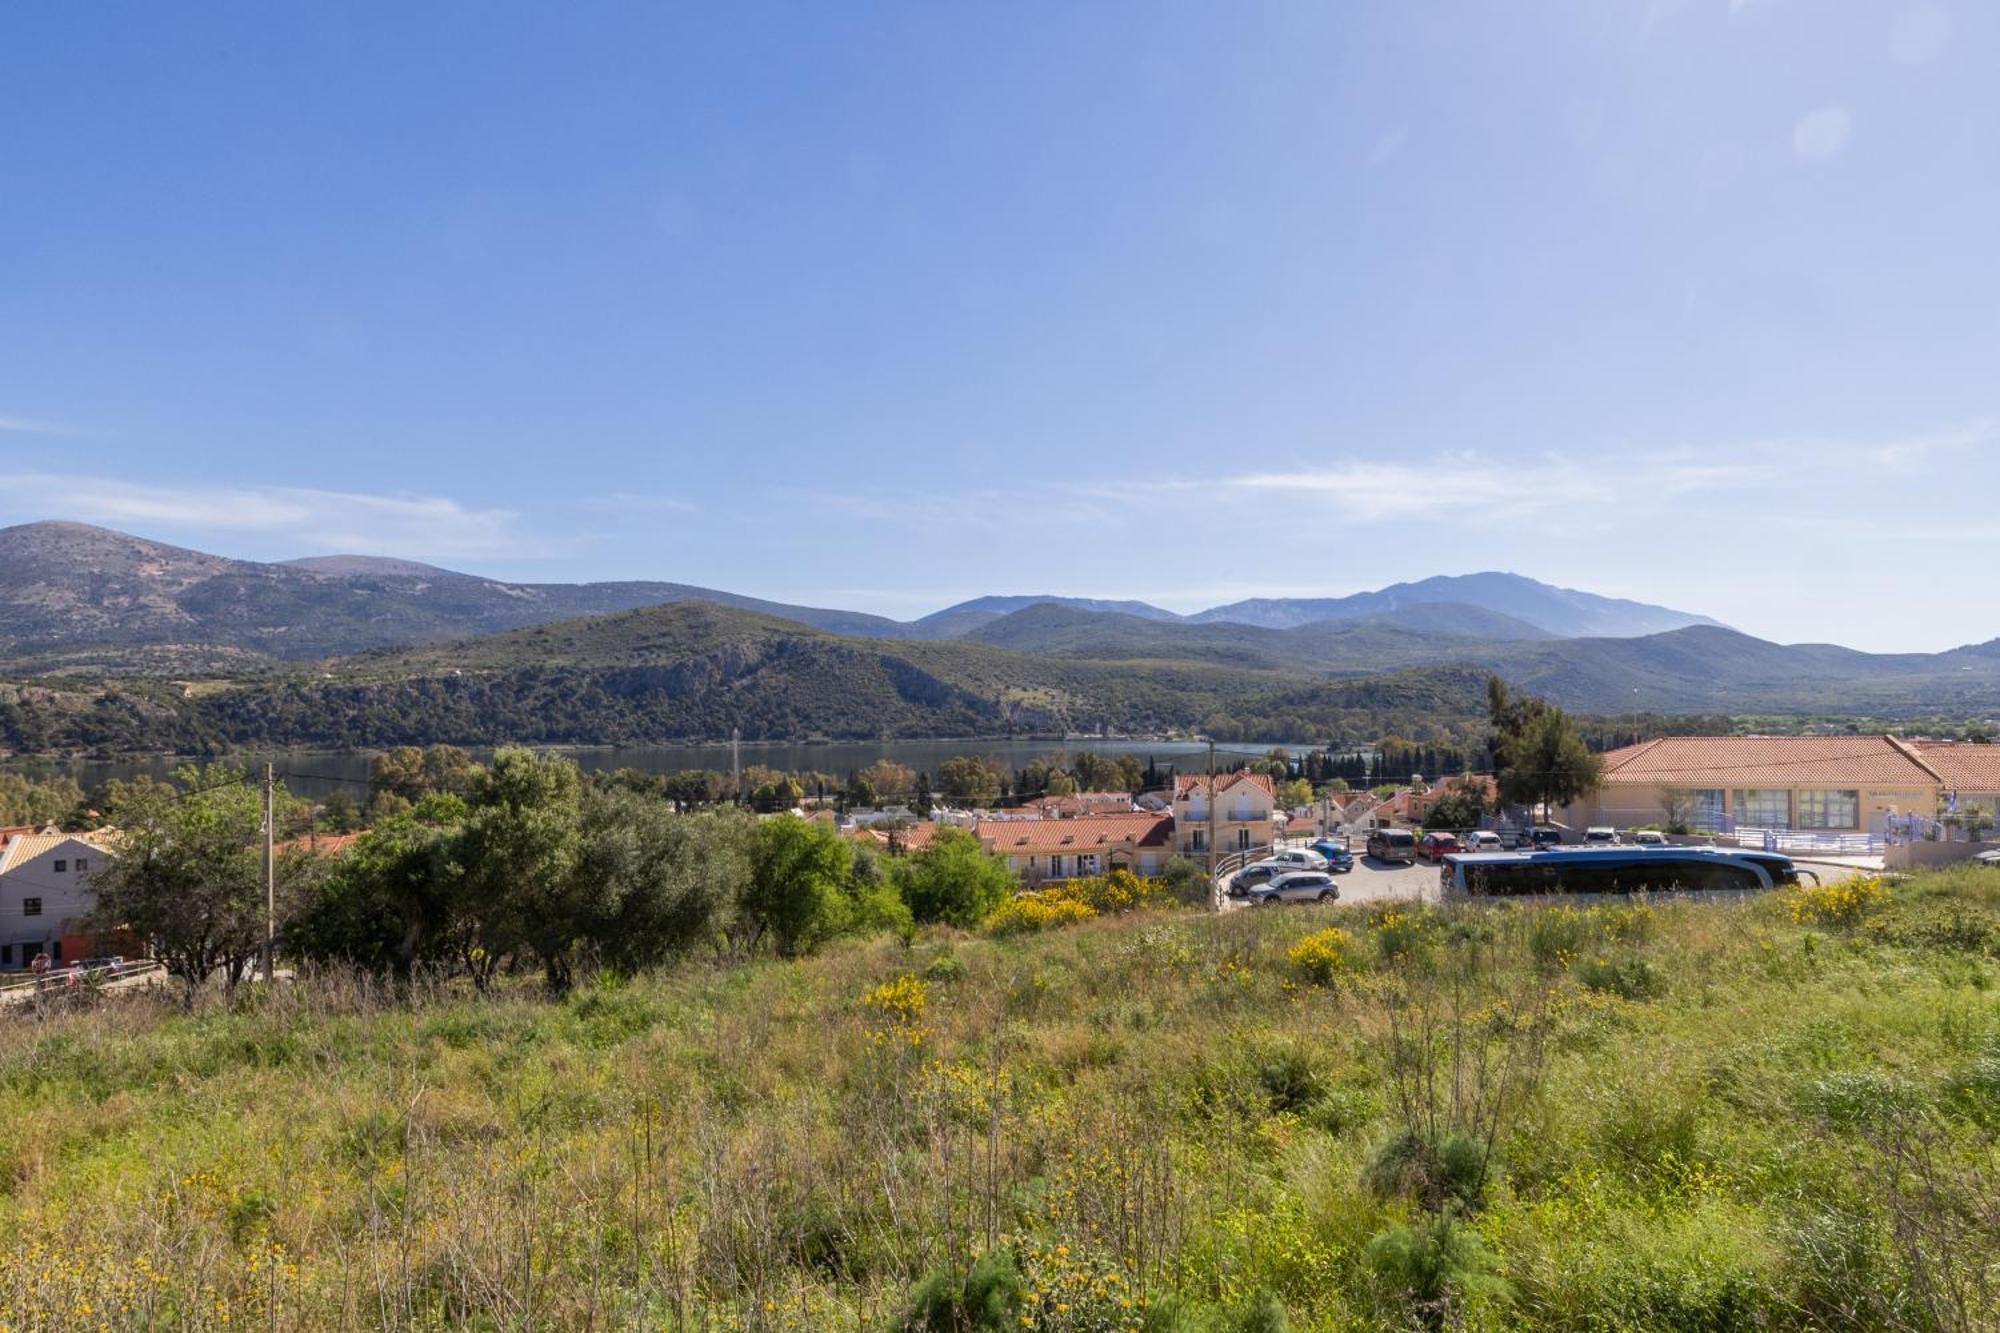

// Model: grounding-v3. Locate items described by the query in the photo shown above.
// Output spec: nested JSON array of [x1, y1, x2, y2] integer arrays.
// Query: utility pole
[[262, 762, 276, 984], [1206, 738, 1218, 907], [731, 727, 742, 802]]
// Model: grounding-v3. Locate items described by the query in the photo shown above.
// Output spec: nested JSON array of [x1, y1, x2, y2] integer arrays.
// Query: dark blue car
[[1307, 839, 1355, 872]]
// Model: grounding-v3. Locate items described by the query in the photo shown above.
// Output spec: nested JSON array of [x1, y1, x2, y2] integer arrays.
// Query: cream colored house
[[1171, 771, 1276, 857], [1558, 736, 1942, 835]]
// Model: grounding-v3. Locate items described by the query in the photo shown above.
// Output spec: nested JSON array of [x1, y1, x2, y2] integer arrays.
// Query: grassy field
[[2, 870, 1997, 1331]]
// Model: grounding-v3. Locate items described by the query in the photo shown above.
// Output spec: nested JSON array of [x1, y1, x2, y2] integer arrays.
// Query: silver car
[[1265, 847, 1330, 870], [1248, 870, 1340, 905]]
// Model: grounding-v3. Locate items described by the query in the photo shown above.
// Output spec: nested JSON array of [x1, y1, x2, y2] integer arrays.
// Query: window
[[52, 860, 66, 873], [1047, 855, 1066, 878], [1, 944, 10, 966], [1733, 789, 1790, 827], [1689, 790, 1725, 829], [75, 859, 87, 872], [1190, 829, 1206, 851], [1797, 790, 1859, 830], [1076, 854, 1099, 875], [22, 898, 41, 917]]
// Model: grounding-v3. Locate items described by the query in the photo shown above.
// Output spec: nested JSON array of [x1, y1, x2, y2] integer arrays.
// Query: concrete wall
[[1885, 840, 1991, 871]]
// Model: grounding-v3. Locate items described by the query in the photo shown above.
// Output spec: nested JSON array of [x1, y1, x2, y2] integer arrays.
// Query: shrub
[[1286, 926, 1357, 987], [895, 1248, 1027, 1331], [1258, 1045, 1326, 1114], [1365, 1214, 1509, 1321], [863, 974, 930, 1048], [1373, 909, 1435, 966], [982, 869, 1162, 935], [921, 951, 968, 984], [1527, 905, 1593, 973], [892, 827, 1017, 927], [1577, 954, 1665, 1001], [1364, 1127, 1489, 1211], [984, 892, 1095, 935], [1787, 876, 1890, 930]]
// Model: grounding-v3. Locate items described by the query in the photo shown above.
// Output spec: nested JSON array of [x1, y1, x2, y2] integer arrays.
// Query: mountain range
[[0, 520, 1715, 666], [2, 521, 1998, 753]]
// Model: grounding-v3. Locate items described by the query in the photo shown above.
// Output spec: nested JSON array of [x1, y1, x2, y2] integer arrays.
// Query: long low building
[[1559, 735, 2000, 835], [973, 812, 1175, 882]]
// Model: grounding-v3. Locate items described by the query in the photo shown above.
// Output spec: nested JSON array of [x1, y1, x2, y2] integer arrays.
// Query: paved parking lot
[[1217, 850, 1876, 913], [1217, 854, 1440, 911]]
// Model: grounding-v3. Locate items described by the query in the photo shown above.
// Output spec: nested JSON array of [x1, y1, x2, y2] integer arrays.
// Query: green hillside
[[0, 602, 1495, 753]]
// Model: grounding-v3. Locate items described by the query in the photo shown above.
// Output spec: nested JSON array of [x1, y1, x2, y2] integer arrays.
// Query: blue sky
[[2, 2, 1996, 651]]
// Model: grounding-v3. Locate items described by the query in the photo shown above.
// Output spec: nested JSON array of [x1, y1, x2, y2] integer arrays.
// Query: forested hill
[[0, 602, 1495, 754]]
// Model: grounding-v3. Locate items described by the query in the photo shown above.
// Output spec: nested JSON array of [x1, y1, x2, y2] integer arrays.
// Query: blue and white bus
[[1438, 846, 1815, 897]]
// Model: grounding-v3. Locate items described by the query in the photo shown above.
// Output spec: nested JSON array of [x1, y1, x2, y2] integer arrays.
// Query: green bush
[[1365, 1214, 1508, 1322], [894, 1248, 1026, 1332], [1365, 1127, 1489, 1211], [1577, 953, 1665, 1000]]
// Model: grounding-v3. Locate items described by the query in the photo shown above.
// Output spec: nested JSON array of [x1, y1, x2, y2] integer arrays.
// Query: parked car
[[1227, 862, 1286, 896], [1464, 830, 1503, 851], [1265, 847, 1329, 871], [1366, 828, 1419, 864], [1309, 841, 1356, 872], [1976, 848, 2000, 869], [1418, 831, 1461, 862], [1248, 870, 1340, 905], [1632, 830, 1668, 847], [1529, 827, 1566, 849], [1583, 827, 1620, 846]]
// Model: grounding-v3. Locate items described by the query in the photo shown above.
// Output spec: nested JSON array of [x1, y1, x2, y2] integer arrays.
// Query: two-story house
[[1171, 771, 1276, 858], [0, 828, 118, 970]]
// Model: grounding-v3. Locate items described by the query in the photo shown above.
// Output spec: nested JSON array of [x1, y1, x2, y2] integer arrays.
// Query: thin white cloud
[[0, 473, 535, 560], [1792, 107, 1851, 161], [582, 491, 696, 515], [0, 415, 91, 438]]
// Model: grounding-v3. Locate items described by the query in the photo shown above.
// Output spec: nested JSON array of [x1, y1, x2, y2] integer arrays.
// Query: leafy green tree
[[1488, 678, 1604, 822], [1277, 778, 1314, 810], [748, 776, 804, 813], [891, 827, 1016, 927], [369, 744, 476, 804], [289, 796, 466, 978], [317, 789, 362, 834], [739, 815, 856, 957], [579, 792, 750, 970], [88, 764, 310, 1004], [0, 773, 86, 827], [858, 759, 916, 802], [664, 769, 728, 810], [938, 756, 1004, 805], [454, 747, 584, 990]]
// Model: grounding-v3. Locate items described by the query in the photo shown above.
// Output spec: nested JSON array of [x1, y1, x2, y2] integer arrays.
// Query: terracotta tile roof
[[974, 812, 1173, 855], [1599, 736, 1938, 788], [1903, 741, 2000, 792], [1016, 792, 1136, 817], [1173, 771, 1276, 799]]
